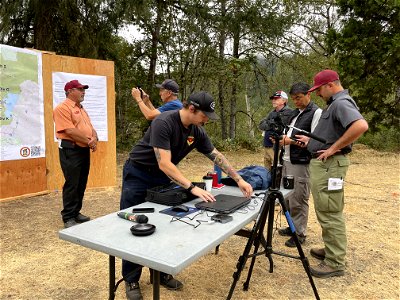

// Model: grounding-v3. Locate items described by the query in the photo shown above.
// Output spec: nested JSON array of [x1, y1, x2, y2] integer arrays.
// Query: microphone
[[288, 125, 327, 144], [117, 212, 148, 224]]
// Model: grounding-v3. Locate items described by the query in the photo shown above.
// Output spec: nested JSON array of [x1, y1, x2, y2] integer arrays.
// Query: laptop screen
[[195, 194, 250, 214]]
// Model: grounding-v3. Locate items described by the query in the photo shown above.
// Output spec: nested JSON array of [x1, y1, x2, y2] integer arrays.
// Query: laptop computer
[[195, 194, 251, 214]]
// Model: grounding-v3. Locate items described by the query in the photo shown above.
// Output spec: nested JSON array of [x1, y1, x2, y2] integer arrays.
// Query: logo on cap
[[270, 90, 288, 100]]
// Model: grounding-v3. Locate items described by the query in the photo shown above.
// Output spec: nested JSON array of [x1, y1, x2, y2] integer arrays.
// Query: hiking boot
[[285, 235, 306, 247], [310, 248, 326, 260], [75, 213, 90, 223], [64, 219, 78, 228], [278, 227, 292, 236], [310, 261, 344, 278], [160, 274, 183, 290], [125, 281, 143, 300]]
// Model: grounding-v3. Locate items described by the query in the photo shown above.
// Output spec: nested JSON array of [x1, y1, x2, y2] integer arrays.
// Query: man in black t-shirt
[[121, 91, 253, 300]]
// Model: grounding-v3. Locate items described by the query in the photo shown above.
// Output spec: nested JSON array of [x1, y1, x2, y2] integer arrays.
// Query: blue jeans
[[120, 160, 170, 283]]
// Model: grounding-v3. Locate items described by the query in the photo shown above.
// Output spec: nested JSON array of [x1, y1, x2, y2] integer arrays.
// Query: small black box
[[211, 214, 233, 223]]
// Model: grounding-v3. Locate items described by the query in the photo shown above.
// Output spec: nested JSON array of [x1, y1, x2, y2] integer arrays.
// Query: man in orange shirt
[[53, 80, 98, 228]]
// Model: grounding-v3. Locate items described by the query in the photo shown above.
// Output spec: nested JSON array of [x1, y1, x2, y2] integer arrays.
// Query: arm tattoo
[[167, 175, 188, 188], [206, 149, 243, 183], [154, 148, 161, 163]]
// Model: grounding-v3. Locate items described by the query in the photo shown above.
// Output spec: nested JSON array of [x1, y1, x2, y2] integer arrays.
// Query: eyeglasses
[[169, 210, 211, 228]]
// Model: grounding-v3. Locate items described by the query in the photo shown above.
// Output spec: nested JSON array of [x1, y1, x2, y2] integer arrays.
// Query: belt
[[61, 139, 86, 149], [311, 152, 347, 159]]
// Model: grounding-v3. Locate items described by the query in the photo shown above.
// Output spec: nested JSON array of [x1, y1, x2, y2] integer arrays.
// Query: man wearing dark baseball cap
[[121, 91, 252, 299], [155, 78, 179, 93], [187, 91, 219, 120], [53, 79, 98, 229], [296, 69, 368, 279], [131, 79, 183, 120]]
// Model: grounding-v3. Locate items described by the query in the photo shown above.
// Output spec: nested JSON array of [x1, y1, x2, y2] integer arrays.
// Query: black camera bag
[[145, 182, 205, 206]]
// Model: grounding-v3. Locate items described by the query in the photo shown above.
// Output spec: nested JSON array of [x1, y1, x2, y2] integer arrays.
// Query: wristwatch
[[187, 183, 195, 192]]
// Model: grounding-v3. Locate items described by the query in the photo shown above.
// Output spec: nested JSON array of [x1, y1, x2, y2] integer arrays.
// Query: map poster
[[0, 45, 45, 161], [52, 72, 108, 141]]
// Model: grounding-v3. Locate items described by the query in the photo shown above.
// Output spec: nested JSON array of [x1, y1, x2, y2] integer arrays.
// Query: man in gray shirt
[[297, 70, 368, 278]]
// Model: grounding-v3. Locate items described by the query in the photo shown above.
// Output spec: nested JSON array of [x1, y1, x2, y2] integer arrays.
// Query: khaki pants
[[310, 155, 350, 270], [282, 161, 310, 236]]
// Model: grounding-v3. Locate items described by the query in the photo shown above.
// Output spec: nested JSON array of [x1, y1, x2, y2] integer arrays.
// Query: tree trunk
[[244, 84, 254, 138], [146, 0, 164, 91], [229, 7, 240, 139], [218, 0, 227, 139]]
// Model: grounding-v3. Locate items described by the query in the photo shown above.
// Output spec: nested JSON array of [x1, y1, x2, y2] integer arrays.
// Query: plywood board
[[0, 158, 47, 199], [42, 53, 116, 191]]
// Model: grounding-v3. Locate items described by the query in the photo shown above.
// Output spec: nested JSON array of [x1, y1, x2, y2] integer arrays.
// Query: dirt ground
[[1, 146, 399, 300]]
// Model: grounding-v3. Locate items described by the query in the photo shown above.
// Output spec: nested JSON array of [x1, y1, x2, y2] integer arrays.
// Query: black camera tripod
[[226, 130, 320, 300]]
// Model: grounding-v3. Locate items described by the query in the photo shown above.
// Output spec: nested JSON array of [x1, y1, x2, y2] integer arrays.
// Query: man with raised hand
[[131, 79, 183, 120]]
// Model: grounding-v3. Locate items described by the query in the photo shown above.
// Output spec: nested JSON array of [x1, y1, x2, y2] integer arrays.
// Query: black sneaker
[[278, 227, 292, 236], [285, 235, 306, 248], [160, 274, 183, 290], [64, 219, 78, 228], [75, 213, 90, 223], [125, 281, 143, 300]]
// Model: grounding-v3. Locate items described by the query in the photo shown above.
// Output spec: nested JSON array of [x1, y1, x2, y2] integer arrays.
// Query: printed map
[[0, 45, 45, 161]]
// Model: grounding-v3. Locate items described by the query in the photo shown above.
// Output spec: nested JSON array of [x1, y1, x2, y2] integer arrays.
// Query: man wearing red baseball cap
[[53, 80, 98, 228], [296, 69, 368, 278]]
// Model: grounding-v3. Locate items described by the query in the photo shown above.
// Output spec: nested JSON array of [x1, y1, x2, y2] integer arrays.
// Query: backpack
[[220, 165, 271, 190]]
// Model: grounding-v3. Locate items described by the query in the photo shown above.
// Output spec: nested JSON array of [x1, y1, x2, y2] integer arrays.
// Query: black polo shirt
[[129, 110, 214, 167]]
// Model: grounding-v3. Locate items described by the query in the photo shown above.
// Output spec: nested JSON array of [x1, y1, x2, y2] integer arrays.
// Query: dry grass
[[1, 146, 399, 299]]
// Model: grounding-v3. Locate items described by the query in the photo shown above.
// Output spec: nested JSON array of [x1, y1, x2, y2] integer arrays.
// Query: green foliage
[[210, 136, 262, 152], [4, 0, 398, 153], [358, 126, 400, 152], [328, 0, 400, 132]]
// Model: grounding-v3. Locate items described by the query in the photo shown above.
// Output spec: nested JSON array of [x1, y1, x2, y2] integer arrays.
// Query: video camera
[[262, 112, 286, 136]]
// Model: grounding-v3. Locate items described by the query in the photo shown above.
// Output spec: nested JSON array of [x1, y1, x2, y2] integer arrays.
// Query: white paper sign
[[52, 72, 108, 141], [328, 178, 344, 191]]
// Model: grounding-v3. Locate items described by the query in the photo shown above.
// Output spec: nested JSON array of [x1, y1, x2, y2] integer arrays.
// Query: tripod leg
[[277, 193, 320, 300], [226, 194, 270, 300]]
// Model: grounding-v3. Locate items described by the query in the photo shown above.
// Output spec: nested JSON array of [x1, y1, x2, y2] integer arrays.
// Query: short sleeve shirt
[[130, 110, 214, 167], [307, 90, 364, 154], [157, 99, 183, 113], [53, 98, 94, 147]]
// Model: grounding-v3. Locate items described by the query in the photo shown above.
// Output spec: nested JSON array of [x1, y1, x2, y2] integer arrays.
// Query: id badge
[[328, 178, 343, 190]]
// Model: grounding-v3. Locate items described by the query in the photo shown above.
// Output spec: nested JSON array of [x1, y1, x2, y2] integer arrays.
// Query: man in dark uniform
[[297, 70, 368, 278], [258, 90, 292, 170], [120, 91, 253, 300]]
